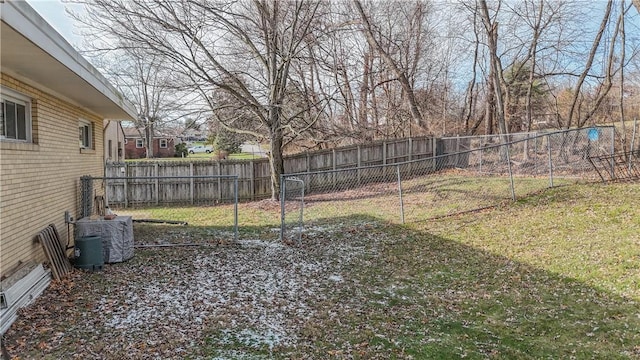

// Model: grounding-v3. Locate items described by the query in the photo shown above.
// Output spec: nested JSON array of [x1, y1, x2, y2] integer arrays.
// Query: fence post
[[383, 140, 387, 179], [189, 162, 194, 205], [456, 135, 460, 167], [80, 175, 92, 219], [632, 118, 638, 153], [611, 126, 616, 178], [547, 134, 554, 187], [104, 176, 109, 208], [332, 149, 337, 190], [234, 176, 239, 242], [397, 165, 405, 224], [534, 136, 538, 176], [407, 138, 413, 175], [505, 143, 516, 201], [250, 161, 255, 201], [382, 140, 387, 165], [432, 138, 437, 172], [279, 175, 285, 241], [124, 165, 129, 208], [154, 163, 159, 205], [630, 119, 638, 174], [305, 153, 311, 195], [217, 162, 222, 202], [357, 145, 362, 186], [298, 180, 305, 245], [103, 165, 111, 208], [479, 141, 484, 174]]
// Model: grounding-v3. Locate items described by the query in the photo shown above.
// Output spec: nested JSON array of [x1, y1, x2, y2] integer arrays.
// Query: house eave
[[0, 1, 137, 120]]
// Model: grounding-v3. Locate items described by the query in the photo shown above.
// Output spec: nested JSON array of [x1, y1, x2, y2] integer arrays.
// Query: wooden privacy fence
[[104, 136, 467, 205], [105, 162, 264, 205]]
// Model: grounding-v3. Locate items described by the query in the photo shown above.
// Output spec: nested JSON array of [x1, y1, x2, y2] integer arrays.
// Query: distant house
[[123, 127, 177, 159], [0, 0, 136, 323], [180, 127, 207, 142], [104, 120, 126, 162]]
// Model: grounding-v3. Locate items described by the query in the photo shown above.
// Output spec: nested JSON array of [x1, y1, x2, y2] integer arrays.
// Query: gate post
[[80, 175, 93, 218]]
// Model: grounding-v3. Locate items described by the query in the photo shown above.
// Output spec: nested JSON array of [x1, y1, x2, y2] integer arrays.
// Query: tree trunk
[[358, 49, 371, 137], [268, 123, 284, 201], [145, 123, 154, 159], [619, 0, 627, 153], [485, 76, 495, 135], [566, 0, 613, 128], [464, 10, 480, 135], [353, 0, 426, 131], [577, 3, 620, 128], [524, 0, 545, 136], [479, 0, 508, 139]]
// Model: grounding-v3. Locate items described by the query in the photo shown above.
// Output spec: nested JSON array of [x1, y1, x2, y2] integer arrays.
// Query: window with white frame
[[159, 138, 168, 148], [79, 120, 93, 149], [1, 88, 32, 142], [136, 138, 143, 148]]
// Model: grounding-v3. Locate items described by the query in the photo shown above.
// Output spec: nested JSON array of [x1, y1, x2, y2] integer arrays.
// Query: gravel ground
[[3, 222, 383, 359]]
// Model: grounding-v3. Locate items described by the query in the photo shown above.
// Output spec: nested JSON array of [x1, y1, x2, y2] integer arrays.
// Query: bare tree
[[77, 40, 203, 158], [503, 0, 560, 133], [478, 0, 508, 137], [575, 2, 624, 128], [122, 53, 200, 158], [353, 0, 426, 132], [563, 1, 614, 128], [76, 0, 323, 199], [71, 0, 639, 170]]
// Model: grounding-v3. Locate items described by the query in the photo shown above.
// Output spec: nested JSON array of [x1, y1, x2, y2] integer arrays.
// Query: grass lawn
[[295, 182, 639, 358], [5, 181, 639, 359]]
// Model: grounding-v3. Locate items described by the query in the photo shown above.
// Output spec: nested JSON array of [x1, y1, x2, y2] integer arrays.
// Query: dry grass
[[4, 181, 639, 359]]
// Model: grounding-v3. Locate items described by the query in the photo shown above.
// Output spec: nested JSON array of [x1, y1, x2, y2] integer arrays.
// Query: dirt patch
[[246, 199, 281, 211]]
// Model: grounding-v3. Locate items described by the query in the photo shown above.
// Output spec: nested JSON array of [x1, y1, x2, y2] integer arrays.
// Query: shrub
[[175, 143, 189, 157], [213, 128, 243, 154]]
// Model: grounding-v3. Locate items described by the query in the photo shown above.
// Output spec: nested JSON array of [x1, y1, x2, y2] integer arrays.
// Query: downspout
[[103, 120, 110, 173], [102, 121, 109, 211], [117, 121, 123, 161]]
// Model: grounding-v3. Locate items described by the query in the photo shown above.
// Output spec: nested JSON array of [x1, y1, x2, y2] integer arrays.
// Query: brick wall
[[124, 137, 147, 159], [153, 138, 176, 158], [0, 73, 104, 277], [124, 137, 176, 159]]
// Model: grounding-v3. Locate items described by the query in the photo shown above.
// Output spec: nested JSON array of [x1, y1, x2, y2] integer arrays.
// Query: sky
[[26, 0, 85, 48]]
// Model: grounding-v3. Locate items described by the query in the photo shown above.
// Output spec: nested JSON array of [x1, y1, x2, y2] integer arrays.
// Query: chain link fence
[[280, 177, 305, 243], [281, 127, 615, 240], [79, 175, 239, 241]]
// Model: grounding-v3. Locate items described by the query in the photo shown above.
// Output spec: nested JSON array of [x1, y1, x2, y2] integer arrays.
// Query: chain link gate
[[280, 176, 305, 244]]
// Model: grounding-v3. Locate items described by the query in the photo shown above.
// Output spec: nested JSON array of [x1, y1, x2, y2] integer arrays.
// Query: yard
[[4, 182, 639, 359]]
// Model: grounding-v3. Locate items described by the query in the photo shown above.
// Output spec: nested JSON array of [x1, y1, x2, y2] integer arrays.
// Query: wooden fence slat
[[105, 136, 439, 204]]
